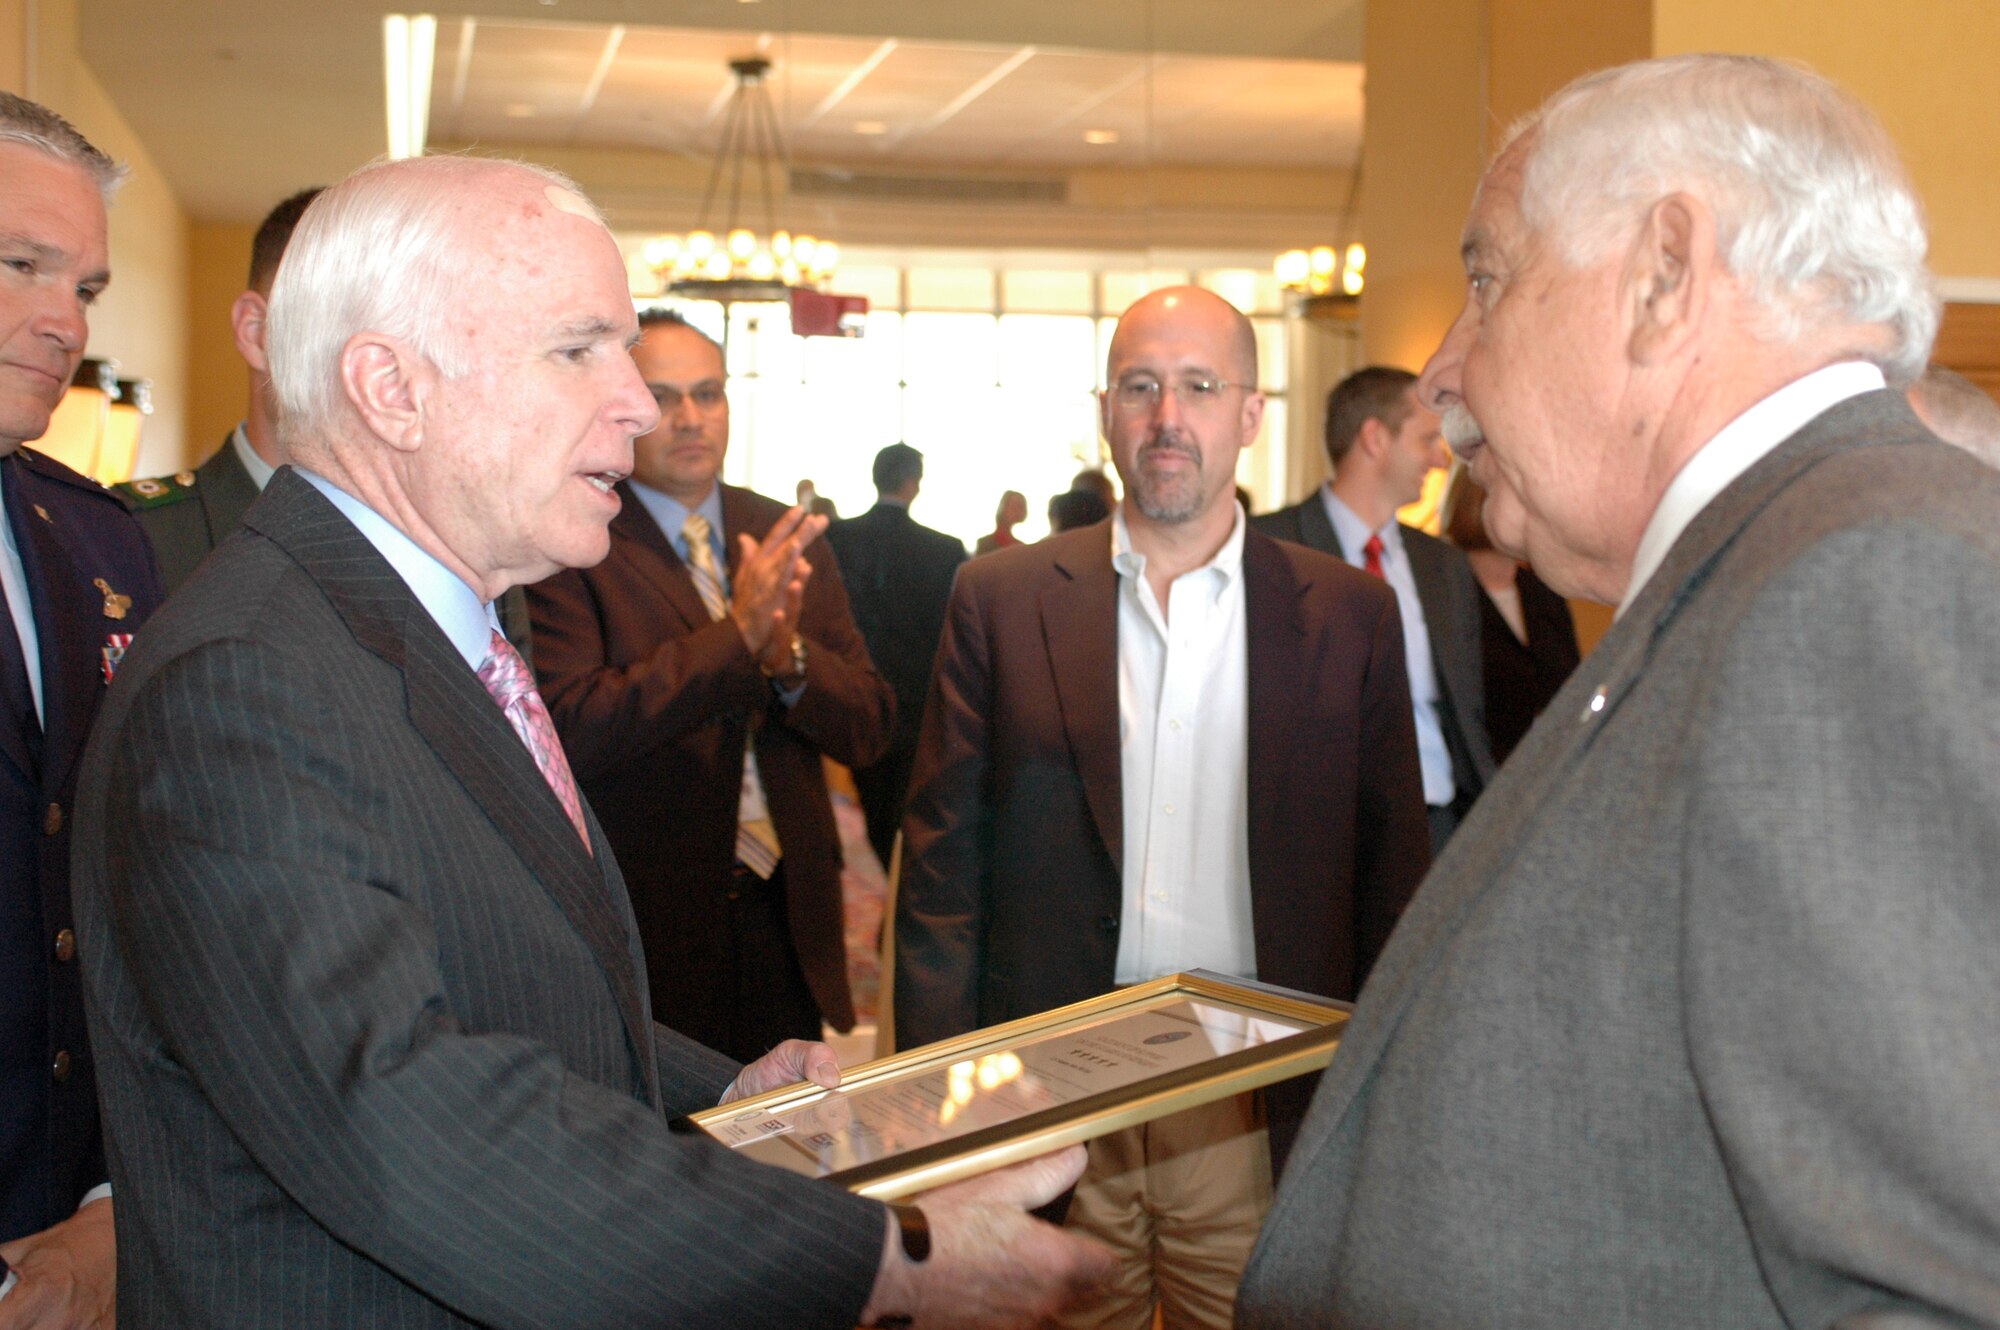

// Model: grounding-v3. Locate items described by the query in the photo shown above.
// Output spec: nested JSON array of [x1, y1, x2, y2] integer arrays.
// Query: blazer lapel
[[1038, 534, 1123, 873], [611, 484, 710, 632], [1243, 532, 1309, 951], [247, 471, 657, 1080], [1298, 390, 1920, 1145], [1297, 493, 1348, 560]]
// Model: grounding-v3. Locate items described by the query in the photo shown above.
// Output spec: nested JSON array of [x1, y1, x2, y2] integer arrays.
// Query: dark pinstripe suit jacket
[[71, 469, 884, 1329]]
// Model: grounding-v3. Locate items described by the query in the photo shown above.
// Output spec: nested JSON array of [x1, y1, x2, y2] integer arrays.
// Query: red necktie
[[477, 629, 591, 853], [1363, 533, 1386, 579]]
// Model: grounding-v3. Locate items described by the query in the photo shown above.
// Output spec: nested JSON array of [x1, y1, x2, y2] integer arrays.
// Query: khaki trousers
[[1054, 1092, 1272, 1330]]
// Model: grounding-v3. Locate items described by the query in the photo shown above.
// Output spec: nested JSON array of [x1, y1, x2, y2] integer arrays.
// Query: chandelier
[[1275, 154, 1365, 318], [644, 56, 839, 302], [1275, 243, 1366, 302]]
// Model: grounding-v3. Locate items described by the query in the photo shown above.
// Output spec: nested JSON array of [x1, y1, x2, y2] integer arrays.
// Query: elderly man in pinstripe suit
[[69, 155, 1108, 1329]]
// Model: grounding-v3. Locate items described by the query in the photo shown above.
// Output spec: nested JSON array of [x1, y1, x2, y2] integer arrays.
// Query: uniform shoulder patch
[[114, 472, 199, 510]]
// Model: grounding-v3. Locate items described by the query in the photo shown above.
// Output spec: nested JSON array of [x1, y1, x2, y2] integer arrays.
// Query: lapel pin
[[93, 577, 133, 621], [101, 633, 133, 684], [33, 504, 51, 523]]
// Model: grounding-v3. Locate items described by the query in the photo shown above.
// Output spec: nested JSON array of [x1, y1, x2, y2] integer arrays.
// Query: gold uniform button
[[43, 803, 62, 835], [51, 1050, 71, 1082], [53, 928, 76, 963]]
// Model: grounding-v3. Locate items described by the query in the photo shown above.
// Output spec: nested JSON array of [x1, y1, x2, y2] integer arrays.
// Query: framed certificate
[[683, 971, 1348, 1200]]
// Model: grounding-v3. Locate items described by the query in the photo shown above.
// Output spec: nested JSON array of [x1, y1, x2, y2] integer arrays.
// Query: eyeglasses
[[650, 382, 727, 412], [1107, 375, 1256, 414]]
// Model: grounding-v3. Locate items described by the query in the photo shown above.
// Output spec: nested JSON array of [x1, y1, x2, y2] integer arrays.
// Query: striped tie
[[682, 512, 782, 878], [477, 629, 591, 852]]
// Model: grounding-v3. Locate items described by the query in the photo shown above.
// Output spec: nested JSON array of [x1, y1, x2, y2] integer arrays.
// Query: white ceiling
[[76, 0, 1367, 223], [434, 18, 1363, 172]]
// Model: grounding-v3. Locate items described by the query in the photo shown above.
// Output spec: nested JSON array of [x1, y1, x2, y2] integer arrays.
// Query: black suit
[[71, 468, 885, 1327], [1253, 494, 1496, 828], [823, 500, 965, 868], [0, 447, 161, 1243], [1480, 564, 1581, 762]]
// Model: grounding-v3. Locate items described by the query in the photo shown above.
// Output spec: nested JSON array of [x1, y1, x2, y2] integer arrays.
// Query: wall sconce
[[99, 378, 152, 484], [34, 358, 116, 478]]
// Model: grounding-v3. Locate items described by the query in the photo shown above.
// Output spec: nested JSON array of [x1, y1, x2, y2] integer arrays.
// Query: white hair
[[1506, 54, 1937, 385], [0, 91, 126, 201], [266, 155, 604, 449]]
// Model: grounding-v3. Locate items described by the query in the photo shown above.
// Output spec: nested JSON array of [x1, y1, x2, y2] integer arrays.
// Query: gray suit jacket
[[1252, 495, 1496, 804], [1238, 390, 2000, 1327], [72, 469, 884, 1329]]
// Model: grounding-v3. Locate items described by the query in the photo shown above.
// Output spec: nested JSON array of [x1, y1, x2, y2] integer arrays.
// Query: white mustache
[[1442, 404, 1484, 451]]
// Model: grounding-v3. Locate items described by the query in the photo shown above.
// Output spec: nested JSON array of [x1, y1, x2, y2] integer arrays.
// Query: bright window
[[647, 252, 1287, 547]]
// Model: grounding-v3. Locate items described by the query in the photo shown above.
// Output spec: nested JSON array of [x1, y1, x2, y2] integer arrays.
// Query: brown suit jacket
[[894, 520, 1431, 1051], [528, 483, 893, 1042]]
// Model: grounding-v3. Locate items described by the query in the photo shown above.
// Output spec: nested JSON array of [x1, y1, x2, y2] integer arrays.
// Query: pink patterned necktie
[[477, 629, 592, 853]]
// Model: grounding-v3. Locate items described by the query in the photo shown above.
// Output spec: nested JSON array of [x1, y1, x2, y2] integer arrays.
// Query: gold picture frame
[[684, 971, 1349, 1200]]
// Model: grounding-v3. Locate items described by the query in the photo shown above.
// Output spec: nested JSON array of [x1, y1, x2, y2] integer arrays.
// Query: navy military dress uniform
[[1, 445, 163, 1242]]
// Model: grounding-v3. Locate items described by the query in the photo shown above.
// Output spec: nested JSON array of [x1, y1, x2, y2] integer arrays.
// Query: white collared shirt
[[230, 423, 278, 492], [1619, 362, 1886, 616], [296, 469, 499, 671], [1112, 502, 1256, 984], [1321, 489, 1456, 806]]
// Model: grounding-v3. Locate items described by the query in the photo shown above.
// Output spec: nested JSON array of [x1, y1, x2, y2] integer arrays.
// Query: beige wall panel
[[1655, 0, 2000, 281], [184, 222, 256, 463], [1358, 0, 1489, 372], [26, 0, 191, 472]]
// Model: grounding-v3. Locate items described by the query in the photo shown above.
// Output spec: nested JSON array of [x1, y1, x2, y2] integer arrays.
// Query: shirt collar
[[1618, 361, 1886, 616], [295, 467, 497, 672], [1111, 499, 1248, 590], [230, 423, 278, 492], [630, 478, 726, 562], [1321, 487, 1401, 558]]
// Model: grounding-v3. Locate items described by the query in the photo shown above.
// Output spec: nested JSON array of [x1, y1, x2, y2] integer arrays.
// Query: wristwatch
[[761, 631, 807, 683]]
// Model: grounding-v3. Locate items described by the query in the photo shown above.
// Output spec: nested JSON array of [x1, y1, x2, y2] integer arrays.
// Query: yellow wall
[[185, 222, 255, 458], [1358, 0, 1489, 372], [1654, 0, 2000, 281], [10, 0, 192, 473], [1361, 0, 1651, 371]]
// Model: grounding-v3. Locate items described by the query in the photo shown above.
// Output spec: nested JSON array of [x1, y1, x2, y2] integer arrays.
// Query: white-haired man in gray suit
[[71, 153, 1110, 1329], [1238, 54, 2000, 1328]]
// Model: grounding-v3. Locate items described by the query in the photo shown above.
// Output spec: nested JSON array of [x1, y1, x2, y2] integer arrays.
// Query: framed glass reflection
[[685, 971, 1347, 1200]]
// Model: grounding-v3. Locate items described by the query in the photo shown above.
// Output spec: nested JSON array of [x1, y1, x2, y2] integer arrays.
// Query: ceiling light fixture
[[383, 13, 437, 160], [1276, 158, 1366, 319], [646, 56, 843, 304], [1082, 128, 1119, 145]]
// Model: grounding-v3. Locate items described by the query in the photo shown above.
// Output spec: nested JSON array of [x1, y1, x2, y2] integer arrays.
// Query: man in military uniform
[[0, 91, 163, 1328]]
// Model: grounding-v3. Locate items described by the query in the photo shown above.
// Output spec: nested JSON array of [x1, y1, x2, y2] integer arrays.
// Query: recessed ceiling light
[[853, 120, 888, 136], [504, 102, 539, 119], [1083, 129, 1119, 145]]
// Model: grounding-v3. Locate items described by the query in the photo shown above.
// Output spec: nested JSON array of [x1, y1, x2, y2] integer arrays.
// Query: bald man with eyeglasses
[[894, 286, 1430, 1330]]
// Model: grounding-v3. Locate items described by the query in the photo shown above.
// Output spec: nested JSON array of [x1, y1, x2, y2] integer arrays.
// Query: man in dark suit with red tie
[[529, 310, 894, 1064], [0, 92, 162, 1327]]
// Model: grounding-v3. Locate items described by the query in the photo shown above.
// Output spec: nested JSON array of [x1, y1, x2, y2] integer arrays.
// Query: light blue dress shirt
[[1321, 489, 1457, 807], [297, 469, 499, 672]]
